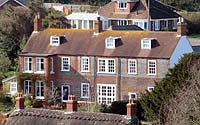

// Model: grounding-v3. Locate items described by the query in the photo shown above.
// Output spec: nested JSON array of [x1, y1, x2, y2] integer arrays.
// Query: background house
[[2, 76, 17, 96], [98, 0, 180, 31]]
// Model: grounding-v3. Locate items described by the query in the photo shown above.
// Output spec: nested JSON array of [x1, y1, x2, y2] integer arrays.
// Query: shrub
[[0, 92, 14, 113]]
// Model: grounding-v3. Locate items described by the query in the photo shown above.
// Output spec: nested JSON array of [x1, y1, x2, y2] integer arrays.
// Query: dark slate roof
[[22, 29, 180, 59], [98, 0, 179, 19], [0, 0, 30, 7], [148, 0, 179, 19], [111, 25, 143, 30], [5, 108, 128, 125]]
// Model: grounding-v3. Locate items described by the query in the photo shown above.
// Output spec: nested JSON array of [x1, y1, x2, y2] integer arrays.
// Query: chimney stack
[[15, 93, 25, 111], [126, 99, 139, 125], [127, 99, 137, 117], [34, 12, 41, 33], [94, 16, 102, 33], [177, 17, 187, 36], [63, 6, 70, 15], [66, 95, 77, 112]]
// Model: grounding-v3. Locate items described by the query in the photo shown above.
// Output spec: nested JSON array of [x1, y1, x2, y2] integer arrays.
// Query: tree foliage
[[139, 53, 199, 123], [162, 62, 200, 124], [159, 0, 200, 11], [0, 0, 67, 75]]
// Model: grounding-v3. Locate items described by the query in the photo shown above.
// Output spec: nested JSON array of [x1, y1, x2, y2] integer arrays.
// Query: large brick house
[[18, 16, 193, 104]]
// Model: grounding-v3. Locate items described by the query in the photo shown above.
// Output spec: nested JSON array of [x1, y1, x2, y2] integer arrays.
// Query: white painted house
[[66, 13, 109, 30]]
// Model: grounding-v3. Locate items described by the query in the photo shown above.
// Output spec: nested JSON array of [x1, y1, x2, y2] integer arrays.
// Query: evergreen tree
[[139, 53, 199, 122]]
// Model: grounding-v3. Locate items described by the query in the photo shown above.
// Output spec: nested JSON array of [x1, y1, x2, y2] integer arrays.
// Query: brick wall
[[19, 55, 170, 101]]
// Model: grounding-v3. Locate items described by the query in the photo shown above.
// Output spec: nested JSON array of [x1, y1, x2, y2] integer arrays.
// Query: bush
[[24, 95, 33, 108], [0, 92, 14, 113]]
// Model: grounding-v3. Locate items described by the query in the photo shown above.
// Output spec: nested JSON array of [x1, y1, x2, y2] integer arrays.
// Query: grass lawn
[[188, 34, 200, 38]]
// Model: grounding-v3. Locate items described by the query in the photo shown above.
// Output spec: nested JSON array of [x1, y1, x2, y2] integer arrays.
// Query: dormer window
[[118, 2, 127, 9], [105, 37, 120, 49], [50, 36, 60, 46], [141, 38, 154, 49]]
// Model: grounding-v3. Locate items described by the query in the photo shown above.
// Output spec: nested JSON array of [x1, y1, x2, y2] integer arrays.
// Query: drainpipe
[[116, 57, 121, 101]]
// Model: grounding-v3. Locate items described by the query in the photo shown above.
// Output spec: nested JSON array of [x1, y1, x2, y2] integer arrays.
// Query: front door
[[61, 85, 70, 102]]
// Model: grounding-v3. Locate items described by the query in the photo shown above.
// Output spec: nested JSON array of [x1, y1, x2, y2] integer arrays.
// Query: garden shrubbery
[[0, 92, 14, 113]]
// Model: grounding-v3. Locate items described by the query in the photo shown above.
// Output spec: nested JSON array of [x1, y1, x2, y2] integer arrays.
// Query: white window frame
[[35, 81, 44, 99], [148, 60, 157, 75], [173, 19, 178, 29], [71, 20, 78, 29], [50, 57, 54, 74], [141, 38, 151, 49], [155, 20, 160, 31], [128, 59, 137, 74], [24, 57, 32, 73], [128, 92, 138, 100], [98, 58, 115, 74], [81, 57, 90, 72], [81, 83, 90, 98], [61, 85, 70, 102], [35, 57, 45, 73], [61, 57, 70, 71], [105, 37, 116, 49], [118, 1, 127, 9], [118, 20, 128, 26], [24, 80, 31, 94], [82, 20, 88, 29], [97, 84, 116, 105], [147, 87, 154, 92], [10, 79, 17, 95], [50, 36, 60, 46]]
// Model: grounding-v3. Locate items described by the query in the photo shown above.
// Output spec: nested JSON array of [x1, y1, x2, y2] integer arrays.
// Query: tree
[[48, 87, 62, 108], [162, 64, 200, 124], [42, 8, 68, 28], [0, 5, 32, 66], [139, 53, 199, 123]]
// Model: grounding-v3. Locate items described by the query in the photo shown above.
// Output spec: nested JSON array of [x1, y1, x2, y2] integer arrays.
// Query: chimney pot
[[34, 13, 41, 32], [94, 16, 102, 33], [66, 95, 77, 112], [127, 99, 137, 117], [16, 93, 25, 110], [177, 17, 187, 36]]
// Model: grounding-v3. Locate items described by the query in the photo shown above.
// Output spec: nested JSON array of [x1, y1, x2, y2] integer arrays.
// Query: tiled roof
[[22, 29, 180, 59], [98, 0, 179, 19], [5, 108, 128, 125]]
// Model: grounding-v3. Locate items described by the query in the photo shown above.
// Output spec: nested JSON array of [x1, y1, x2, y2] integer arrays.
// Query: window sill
[[118, 8, 127, 10], [34, 71, 45, 74], [81, 96, 89, 99], [147, 74, 157, 76], [61, 70, 70, 72], [97, 72, 116, 75], [35, 96, 44, 99], [50, 72, 55, 74], [128, 72, 137, 75], [81, 71, 90, 73], [23, 71, 33, 73]]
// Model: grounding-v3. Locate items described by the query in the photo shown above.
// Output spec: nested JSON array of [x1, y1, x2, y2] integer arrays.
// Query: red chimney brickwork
[[66, 95, 77, 112], [126, 99, 137, 116], [94, 17, 102, 33], [16, 93, 25, 110], [34, 13, 41, 32], [177, 17, 187, 36]]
